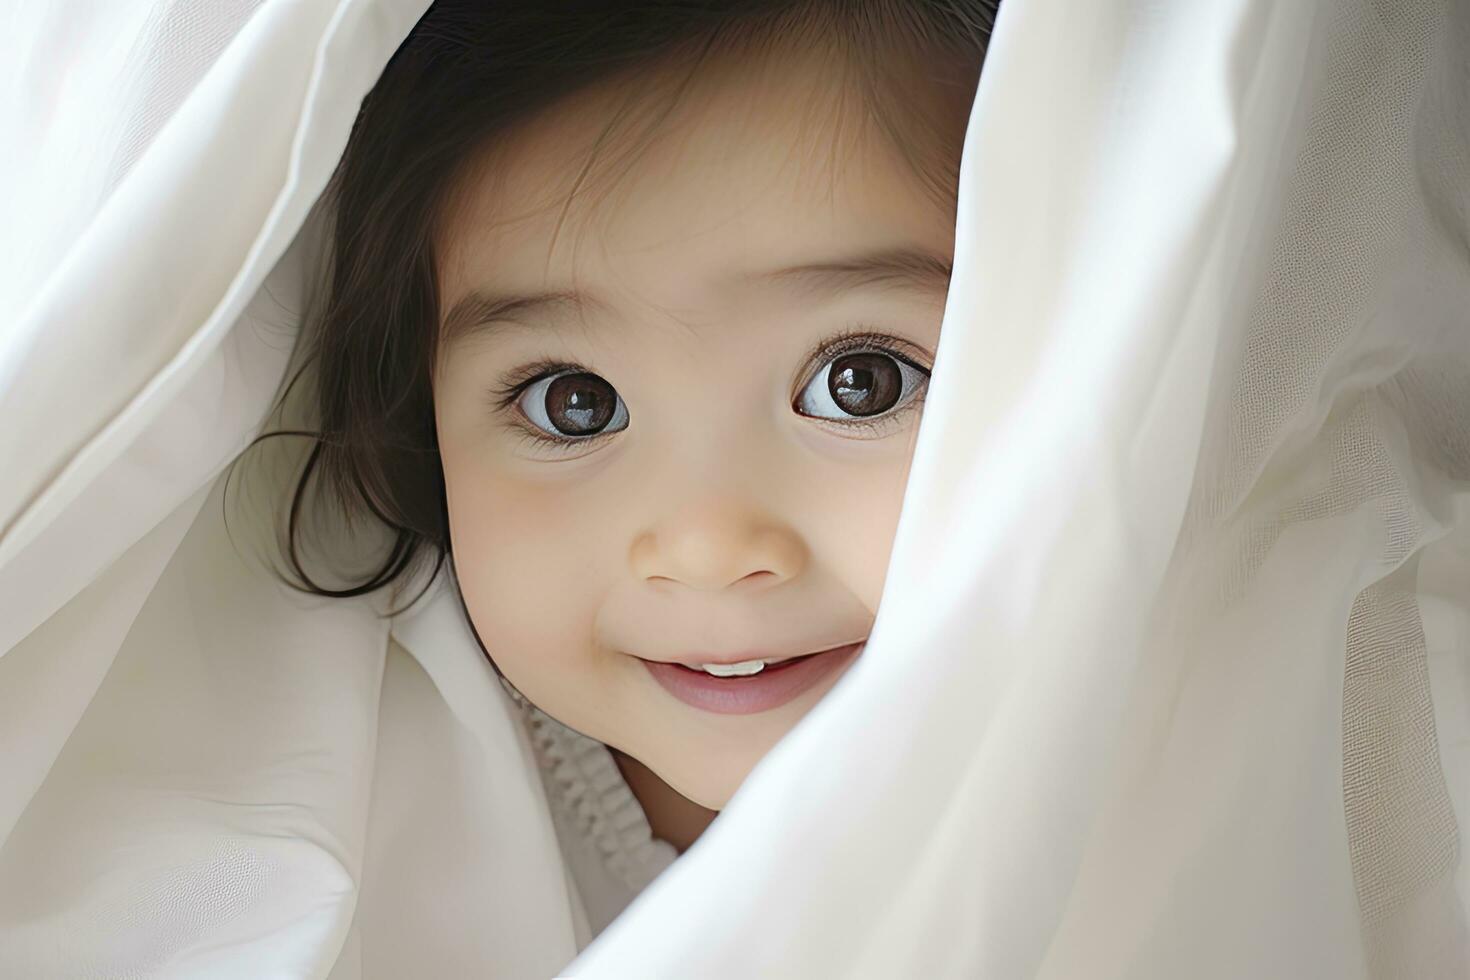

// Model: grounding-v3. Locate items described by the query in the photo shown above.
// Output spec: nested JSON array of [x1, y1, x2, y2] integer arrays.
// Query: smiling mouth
[[643, 640, 870, 673], [669, 649, 823, 675], [638, 641, 867, 716]]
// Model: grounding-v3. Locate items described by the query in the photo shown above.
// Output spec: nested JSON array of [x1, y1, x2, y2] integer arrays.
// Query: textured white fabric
[[519, 702, 678, 944], [1, 0, 1467, 977]]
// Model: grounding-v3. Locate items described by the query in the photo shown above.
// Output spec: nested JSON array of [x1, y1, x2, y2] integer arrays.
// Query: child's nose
[[628, 501, 807, 592]]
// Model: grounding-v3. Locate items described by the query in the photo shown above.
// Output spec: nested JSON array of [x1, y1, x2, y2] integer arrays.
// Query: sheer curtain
[[1, 1, 1465, 976]]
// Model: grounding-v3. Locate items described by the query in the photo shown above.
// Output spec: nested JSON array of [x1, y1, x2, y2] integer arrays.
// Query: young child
[[262, 0, 995, 937]]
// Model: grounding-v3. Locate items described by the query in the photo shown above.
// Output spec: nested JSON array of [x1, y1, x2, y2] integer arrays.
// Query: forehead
[[436, 44, 958, 331]]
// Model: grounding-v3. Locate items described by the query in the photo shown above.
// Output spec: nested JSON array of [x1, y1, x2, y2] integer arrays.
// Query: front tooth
[[699, 659, 766, 677]]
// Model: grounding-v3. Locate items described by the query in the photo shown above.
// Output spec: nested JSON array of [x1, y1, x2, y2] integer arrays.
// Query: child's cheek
[[442, 464, 616, 710], [798, 444, 918, 614]]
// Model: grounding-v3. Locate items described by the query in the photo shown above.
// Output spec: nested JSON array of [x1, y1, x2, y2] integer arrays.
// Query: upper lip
[[641, 640, 866, 669]]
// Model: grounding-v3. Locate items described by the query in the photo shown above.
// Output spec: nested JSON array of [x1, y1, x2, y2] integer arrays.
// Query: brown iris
[[828, 352, 902, 417], [544, 372, 617, 434]]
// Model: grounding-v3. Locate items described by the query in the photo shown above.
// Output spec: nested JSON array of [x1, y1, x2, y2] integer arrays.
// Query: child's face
[[433, 51, 961, 809]]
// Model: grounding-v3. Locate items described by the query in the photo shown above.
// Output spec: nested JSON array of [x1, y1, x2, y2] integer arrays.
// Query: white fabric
[[1, 0, 1466, 977], [519, 702, 678, 944]]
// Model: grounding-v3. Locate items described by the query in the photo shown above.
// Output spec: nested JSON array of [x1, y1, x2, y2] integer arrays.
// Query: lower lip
[[640, 642, 865, 716]]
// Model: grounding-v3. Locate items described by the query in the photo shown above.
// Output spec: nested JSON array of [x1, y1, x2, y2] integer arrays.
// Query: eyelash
[[486, 326, 932, 452]]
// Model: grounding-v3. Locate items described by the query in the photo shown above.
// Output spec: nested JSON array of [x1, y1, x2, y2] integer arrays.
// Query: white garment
[[2, 0, 1467, 977], [517, 700, 678, 946]]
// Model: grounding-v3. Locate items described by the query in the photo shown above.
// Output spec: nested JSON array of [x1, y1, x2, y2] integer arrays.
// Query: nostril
[[732, 570, 780, 589], [644, 570, 777, 593]]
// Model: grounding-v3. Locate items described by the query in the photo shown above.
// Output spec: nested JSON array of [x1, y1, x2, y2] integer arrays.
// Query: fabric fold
[[1, 0, 1466, 976]]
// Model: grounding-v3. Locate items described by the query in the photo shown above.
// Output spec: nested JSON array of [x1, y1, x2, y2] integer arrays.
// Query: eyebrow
[[441, 245, 953, 348]]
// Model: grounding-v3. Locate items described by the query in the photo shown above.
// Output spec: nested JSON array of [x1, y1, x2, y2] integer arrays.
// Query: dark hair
[[231, 0, 1000, 617]]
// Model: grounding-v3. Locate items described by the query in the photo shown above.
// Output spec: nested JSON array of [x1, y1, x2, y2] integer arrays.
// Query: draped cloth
[[2, 0, 1467, 976]]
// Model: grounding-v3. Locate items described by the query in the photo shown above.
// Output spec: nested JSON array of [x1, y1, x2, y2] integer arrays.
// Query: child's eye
[[513, 370, 630, 442], [793, 337, 931, 432], [490, 329, 931, 453]]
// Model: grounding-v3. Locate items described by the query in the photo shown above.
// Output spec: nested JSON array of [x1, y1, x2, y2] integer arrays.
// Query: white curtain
[[2, 0, 1466, 977]]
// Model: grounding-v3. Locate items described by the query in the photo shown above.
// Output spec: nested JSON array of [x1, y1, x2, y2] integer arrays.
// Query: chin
[[642, 720, 799, 811], [666, 763, 744, 812], [668, 773, 732, 811], [673, 726, 804, 810], [690, 786, 732, 812]]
